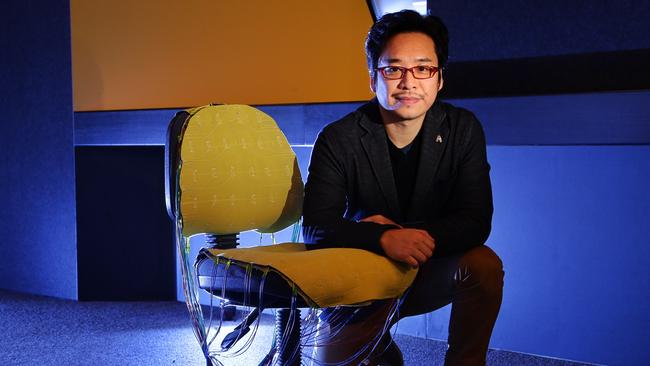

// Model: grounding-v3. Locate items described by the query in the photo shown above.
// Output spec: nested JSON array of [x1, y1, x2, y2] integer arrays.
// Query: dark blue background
[[2, 0, 649, 364], [430, 0, 650, 61]]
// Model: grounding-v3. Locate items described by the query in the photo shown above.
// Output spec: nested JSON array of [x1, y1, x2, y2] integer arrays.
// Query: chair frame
[[164, 107, 304, 366]]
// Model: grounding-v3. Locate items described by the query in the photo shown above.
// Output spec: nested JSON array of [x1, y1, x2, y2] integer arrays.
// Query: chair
[[165, 104, 418, 366]]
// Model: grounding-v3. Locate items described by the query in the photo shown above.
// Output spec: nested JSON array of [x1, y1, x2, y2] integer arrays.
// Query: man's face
[[371, 32, 443, 124]]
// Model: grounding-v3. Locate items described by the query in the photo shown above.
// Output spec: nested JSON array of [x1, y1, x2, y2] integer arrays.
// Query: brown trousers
[[314, 245, 504, 366], [400, 245, 504, 366]]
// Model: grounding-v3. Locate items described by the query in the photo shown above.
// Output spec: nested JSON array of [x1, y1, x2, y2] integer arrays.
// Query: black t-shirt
[[387, 129, 423, 219]]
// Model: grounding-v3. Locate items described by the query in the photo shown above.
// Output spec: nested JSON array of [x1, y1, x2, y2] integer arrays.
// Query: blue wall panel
[[488, 146, 650, 365], [74, 92, 650, 146], [0, 0, 77, 299], [259, 103, 363, 146], [74, 109, 178, 146], [449, 91, 650, 145], [427, 1, 650, 98], [429, 0, 650, 61], [398, 146, 650, 365]]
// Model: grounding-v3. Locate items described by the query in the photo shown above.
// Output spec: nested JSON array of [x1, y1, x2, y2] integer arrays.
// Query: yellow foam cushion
[[179, 105, 303, 235], [210, 243, 418, 308]]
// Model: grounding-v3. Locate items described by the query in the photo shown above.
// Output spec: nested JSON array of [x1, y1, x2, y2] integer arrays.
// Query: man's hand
[[379, 229, 435, 268], [360, 214, 402, 227]]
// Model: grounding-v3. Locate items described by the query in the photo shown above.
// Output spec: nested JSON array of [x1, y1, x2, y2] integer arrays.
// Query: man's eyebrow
[[381, 57, 433, 63]]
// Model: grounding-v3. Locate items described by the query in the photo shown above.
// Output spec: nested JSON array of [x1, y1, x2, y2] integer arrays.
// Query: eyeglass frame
[[375, 65, 441, 80]]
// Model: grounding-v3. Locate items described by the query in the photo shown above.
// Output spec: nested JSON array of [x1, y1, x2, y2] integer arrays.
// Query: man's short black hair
[[365, 10, 449, 74]]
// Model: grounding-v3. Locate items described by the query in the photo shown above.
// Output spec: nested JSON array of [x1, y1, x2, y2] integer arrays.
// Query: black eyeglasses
[[375, 65, 441, 80]]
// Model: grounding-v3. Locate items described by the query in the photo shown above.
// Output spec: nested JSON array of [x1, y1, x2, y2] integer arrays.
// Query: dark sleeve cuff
[[303, 222, 400, 256]]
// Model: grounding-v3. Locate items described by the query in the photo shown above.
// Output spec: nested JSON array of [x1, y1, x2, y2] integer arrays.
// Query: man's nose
[[397, 70, 417, 89]]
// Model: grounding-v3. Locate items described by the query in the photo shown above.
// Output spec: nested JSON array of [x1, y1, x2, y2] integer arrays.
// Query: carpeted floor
[[0, 290, 593, 365]]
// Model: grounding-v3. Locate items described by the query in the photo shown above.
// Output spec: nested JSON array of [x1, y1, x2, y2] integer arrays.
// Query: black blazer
[[302, 99, 493, 257]]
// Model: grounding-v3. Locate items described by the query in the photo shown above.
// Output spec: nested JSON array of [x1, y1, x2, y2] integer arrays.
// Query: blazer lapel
[[407, 103, 448, 221], [359, 111, 401, 220]]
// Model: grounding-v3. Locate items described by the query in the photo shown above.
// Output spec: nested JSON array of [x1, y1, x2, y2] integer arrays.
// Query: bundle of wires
[[174, 219, 405, 365]]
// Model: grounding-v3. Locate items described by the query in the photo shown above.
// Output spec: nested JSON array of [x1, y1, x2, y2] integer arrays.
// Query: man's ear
[[438, 70, 444, 91], [369, 73, 377, 93]]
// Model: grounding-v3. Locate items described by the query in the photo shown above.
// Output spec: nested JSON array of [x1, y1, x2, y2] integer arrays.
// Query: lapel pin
[[435, 134, 443, 143]]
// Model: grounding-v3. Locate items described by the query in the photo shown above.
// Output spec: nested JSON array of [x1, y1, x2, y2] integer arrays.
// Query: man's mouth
[[394, 95, 421, 105]]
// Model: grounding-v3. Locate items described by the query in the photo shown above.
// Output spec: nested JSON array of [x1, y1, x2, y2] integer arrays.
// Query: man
[[302, 10, 504, 366]]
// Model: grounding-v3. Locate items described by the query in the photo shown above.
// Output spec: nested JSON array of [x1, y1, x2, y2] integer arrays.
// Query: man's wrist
[[379, 227, 402, 249], [375, 225, 401, 254]]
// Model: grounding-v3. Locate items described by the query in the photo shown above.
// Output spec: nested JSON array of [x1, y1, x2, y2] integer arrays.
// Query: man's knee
[[455, 245, 504, 295]]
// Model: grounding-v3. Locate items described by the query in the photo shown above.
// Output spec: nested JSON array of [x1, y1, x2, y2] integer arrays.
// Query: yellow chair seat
[[209, 243, 418, 308]]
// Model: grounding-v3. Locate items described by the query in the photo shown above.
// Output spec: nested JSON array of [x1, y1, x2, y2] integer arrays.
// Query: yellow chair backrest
[[178, 105, 303, 236]]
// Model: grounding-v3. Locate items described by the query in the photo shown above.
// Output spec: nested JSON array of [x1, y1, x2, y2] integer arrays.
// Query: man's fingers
[[415, 230, 435, 249], [417, 236, 434, 253], [415, 242, 434, 258], [410, 249, 428, 265], [380, 228, 435, 266], [405, 256, 419, 268]]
